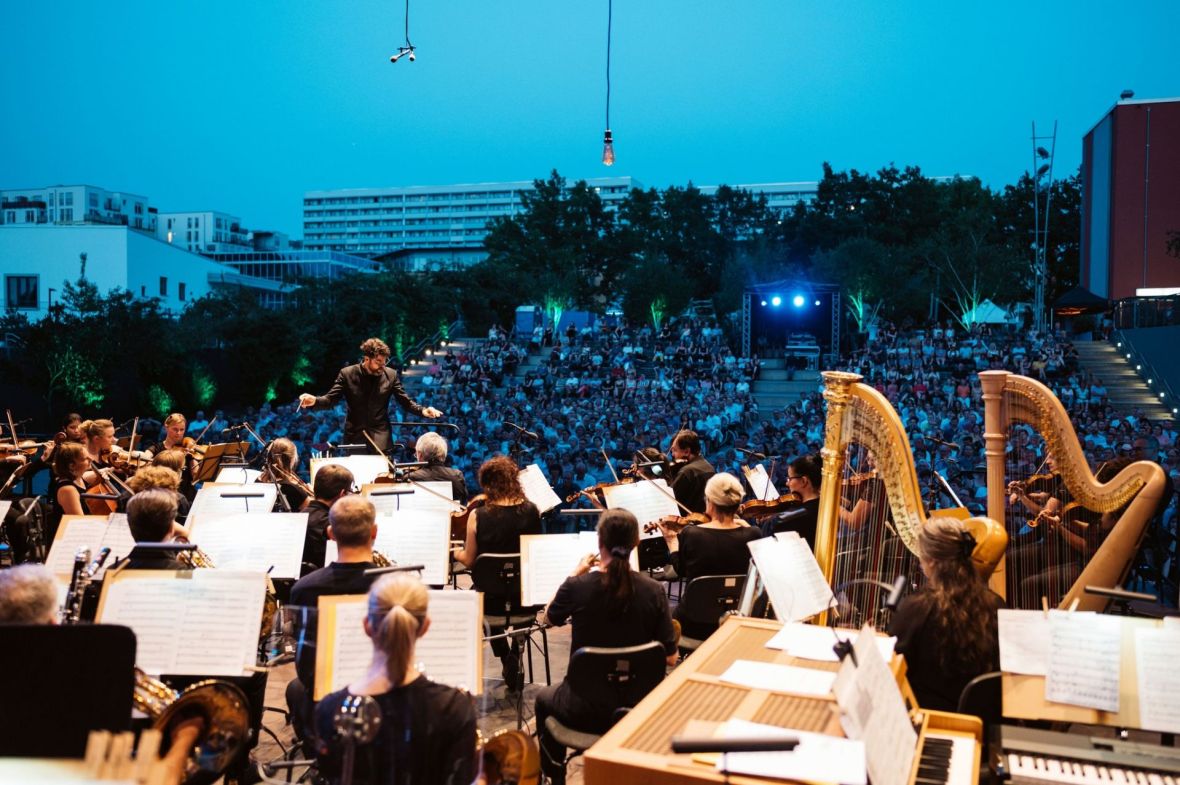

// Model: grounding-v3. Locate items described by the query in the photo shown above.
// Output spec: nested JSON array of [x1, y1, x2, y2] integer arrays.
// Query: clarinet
[[62, 546, 112, 624]]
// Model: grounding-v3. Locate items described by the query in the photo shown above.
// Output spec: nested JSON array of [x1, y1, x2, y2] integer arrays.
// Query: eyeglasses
[[786, 475, 801, 481]]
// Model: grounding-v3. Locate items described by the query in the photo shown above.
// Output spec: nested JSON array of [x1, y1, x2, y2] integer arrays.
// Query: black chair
[[957, 670, 1002, 760], [472, 553, 551, 688], [542, 641, 669, 779], [0, 624, 136, 757], [675, 574, 747, 655]]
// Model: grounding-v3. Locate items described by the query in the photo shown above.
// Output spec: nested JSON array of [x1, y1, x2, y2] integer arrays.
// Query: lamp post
[[47, 287, 55, 316]]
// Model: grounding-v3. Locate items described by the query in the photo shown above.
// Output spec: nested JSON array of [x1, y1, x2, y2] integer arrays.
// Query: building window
[[60, 208, 72, 222], [178, 282, 186, 301], [5, 275, 38, 310], [62, 192, 73, 206], [159, 276, 167, 296]]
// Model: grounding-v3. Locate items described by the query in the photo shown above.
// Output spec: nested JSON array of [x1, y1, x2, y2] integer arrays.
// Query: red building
[[1081, 97, 1180, 300]]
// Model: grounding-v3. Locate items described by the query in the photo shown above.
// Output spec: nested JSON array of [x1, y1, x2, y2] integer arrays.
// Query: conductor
[[298, 337, 442, 453]]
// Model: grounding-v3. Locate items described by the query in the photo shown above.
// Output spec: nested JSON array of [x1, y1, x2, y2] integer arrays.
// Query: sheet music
[[576, 530, 639, 571], [741, 465, 779, 501], [719, 660, 836, 696], [45, 515, 138, 578], [214, 467, 262, 484], [0, 500, 10, 524], [1045, 610, 1121, 713], [746, 532, 835, 622], [187, 483, 278, 526], [714, 719, 867, 785], [316, 590, 483, 700], [187, 512, 308, 579], [363, 481, 456, 516], [323, 510, 450, 585], [833, 626, 916, 785], [310, 456, 391, 487], [520, 534, 587, 607], [518, 463, 561, 514], [765, 622, 896, 663], [601, 479, 680, 538], [98, 570, 266, 677], [414, 590, 482, 693], [998, 608, 1051, 676], [1135, 626, 1180, 734]]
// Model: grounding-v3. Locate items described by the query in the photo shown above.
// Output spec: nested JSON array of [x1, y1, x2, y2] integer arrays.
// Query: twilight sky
[[3, 0, 1176, 237]]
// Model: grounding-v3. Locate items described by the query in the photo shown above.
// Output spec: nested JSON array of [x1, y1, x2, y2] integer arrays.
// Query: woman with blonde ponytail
[[888, 517, 1004, 711], [314, 573, 476, 785]]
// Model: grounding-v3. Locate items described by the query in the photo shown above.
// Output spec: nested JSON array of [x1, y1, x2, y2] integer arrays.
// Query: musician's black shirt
[[405, 462, 467, 504]]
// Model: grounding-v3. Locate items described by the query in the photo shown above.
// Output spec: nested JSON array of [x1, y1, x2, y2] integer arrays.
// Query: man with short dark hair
[[302, 464, 355, 572], [668, 429, 715, 514], [124, 489, 187, 570], [297, 337, 443, 452], [405, 431, 467, 502]]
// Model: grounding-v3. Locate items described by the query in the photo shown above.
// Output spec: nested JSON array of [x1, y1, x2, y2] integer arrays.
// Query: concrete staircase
[[1072, 340, 1173, 420], [751, 358, 821, 417], [398, 337, 481, 392]]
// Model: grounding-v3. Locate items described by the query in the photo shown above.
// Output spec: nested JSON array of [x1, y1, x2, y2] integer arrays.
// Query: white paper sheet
[[187, 512, 308, 578], [601, 479, 680, 537], [187, 483, 278, 526], [0, 500, 10, 525], [741, 464, 779, 501], [520, 534, 589, 607], [747, 532, 835, 622], [318, 589, 482, 696], [765, 621, 896, 663], [98, 570, 266, 677], [714, 719, 866, 785], [45, 515, 138, 579], [214, 467, 262, 484], [998, 608, 1051, 676], [363, 481, 456, 516], [833, 626, 917, 785], [519, 463, 561, 514], [718, 660, 836, 696], [1045, 610, 1121, 713], [310, 456, 392, 487], [1135, 626, 1180, 734], [324, 509, 451, 586]]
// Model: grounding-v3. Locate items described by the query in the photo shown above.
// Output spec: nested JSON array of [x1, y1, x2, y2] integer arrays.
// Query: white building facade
[[0, 185, 156, 233], [157, 210, 251, 254]]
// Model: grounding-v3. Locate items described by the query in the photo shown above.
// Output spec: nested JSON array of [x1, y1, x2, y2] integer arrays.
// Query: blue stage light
[[771, 296, 782, 307], [760, 299, 767, 306], [792, 295, 805, 308]]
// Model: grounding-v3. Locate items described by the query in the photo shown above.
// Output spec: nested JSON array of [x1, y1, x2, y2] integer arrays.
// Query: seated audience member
[[314, 573, 477, 785], [535, 509, 677, 785], [0, 564, 59, 624], [888, 517, 1003, 711]]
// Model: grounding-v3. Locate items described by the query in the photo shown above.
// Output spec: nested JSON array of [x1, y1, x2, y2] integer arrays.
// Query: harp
[[979, 370, 1168, 612], [812, 371, 1006, 625]]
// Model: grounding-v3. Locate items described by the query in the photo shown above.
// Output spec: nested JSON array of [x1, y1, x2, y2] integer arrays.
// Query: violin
[[179, 436, 208, 457], [738, 491, 803, 519], [565, 477, 635, 509], [0, 439, 55, 457], [451, 494, 487, 542], [1008, 472, 1057, 498], [643, 512, 710, 535]]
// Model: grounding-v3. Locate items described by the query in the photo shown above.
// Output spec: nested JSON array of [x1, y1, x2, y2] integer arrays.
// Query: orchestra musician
[[122, 489, 190, 570], [301, 464, 355, 572], [127, 464, 192, 525], [297, 337, 444, 454], [452, 455, 541, 691], [80, 418, 117, 483], [47, 442, 89, 543], [313, 573, 478, 785], [534, 509, 678, 785], [668, 430, 715, 514], [658, 473, 760, 640], [260, 437, 311, 512], [0, 564, 59, 624], [763, 455, 822, 546], [888, 517, 1003, 712], [404, 431, 468, 503], [287, 495, 384, 747], [144, 413, 197, 500]]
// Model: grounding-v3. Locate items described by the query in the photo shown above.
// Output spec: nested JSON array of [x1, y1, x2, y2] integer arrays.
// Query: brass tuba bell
[[132, 668, 250, 785]]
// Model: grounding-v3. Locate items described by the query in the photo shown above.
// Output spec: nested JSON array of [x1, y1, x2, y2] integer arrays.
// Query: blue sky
[[3, 1, 1176, 236]]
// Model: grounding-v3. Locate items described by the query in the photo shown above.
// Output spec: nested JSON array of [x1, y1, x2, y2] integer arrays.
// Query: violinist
[[452, 455, 541, 690], [47, 442, 88, 542], [144, 413, 198, 500], [302, 464, 355, 572], [668, 430, 714, 514], [127, 464, 192, 528], [80, 418, 117, 484], [659, 473, 760, 640], [259, 438, 311, 512], [761, 455, 821, 547], [404, 431, 467, 503]]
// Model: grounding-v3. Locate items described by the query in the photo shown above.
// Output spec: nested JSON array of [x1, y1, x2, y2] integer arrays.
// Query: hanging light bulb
[[602, 129, 615, 166]]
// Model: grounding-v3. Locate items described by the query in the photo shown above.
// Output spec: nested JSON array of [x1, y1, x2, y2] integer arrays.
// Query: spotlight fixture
[[601, 0, 615, 166], [814, 299, 821, 307], [602, 129, 615, 167], [390, 0, 416, 64], [760, 299, 768, 307], [792, 295, 805, 308], [771, 296, 782, 307]]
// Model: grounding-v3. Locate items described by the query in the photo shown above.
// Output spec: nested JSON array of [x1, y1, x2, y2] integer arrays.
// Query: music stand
[[115, 434, 145, 452], [0, 624, 136, 757], [193, 441, 250, 483]]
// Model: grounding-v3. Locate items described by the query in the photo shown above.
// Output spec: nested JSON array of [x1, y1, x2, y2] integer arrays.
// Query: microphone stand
[[484, 621, 552, 729]]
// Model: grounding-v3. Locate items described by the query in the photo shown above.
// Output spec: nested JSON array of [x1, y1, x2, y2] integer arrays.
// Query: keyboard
[[995, 725, 1180, 785], [915, 731, 978, 785]]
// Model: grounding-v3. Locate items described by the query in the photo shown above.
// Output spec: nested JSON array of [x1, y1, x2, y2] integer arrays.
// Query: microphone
[[504, 422, 539, 440], [85, 547, 112, 578], [884, 574, 908, 611], [221, 422, 247, 434], [735, 446, 767, 460], [927, 436, 960, 450]]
